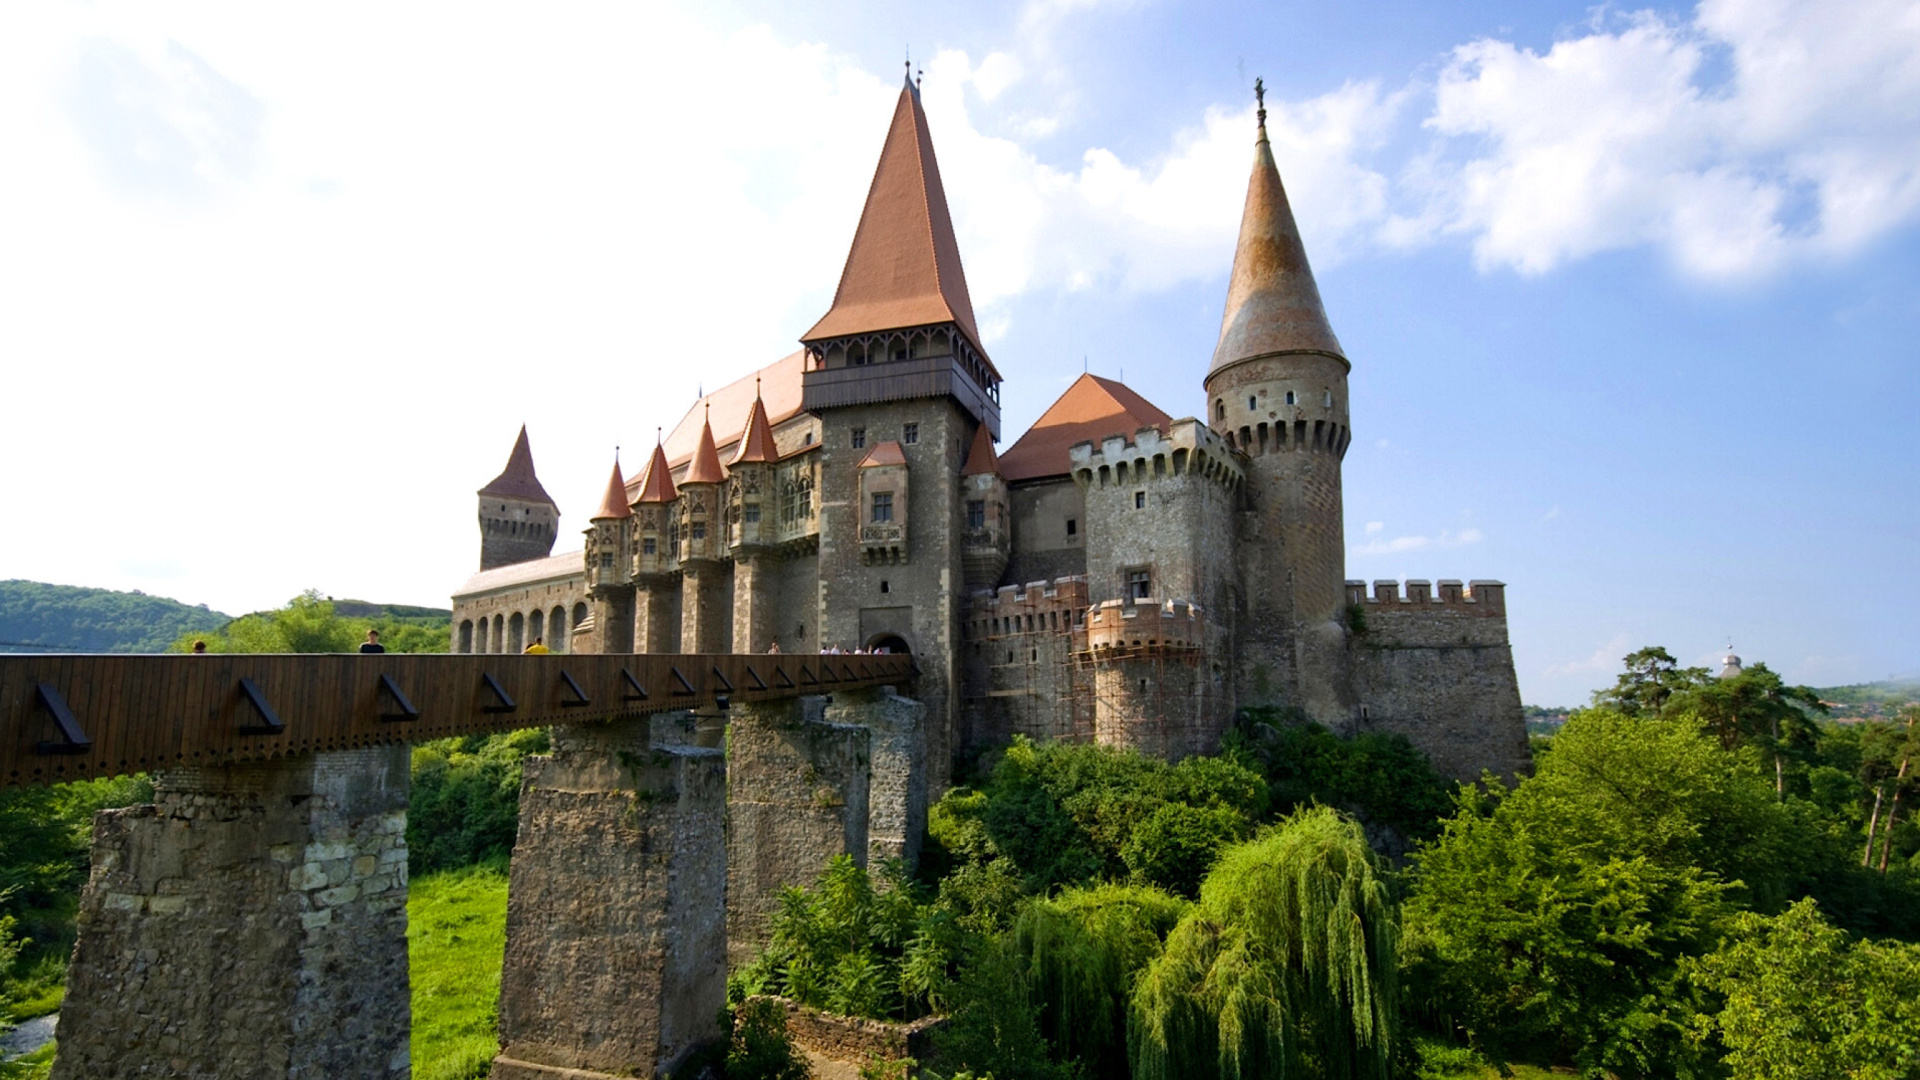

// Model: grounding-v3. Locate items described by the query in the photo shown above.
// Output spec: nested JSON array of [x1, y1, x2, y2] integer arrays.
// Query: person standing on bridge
[[359, 629, 385, 654], [523, 637, 550, 655]]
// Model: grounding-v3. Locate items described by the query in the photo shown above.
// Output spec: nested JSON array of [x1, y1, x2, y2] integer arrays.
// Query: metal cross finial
[[1254, 77, 1266, 127]]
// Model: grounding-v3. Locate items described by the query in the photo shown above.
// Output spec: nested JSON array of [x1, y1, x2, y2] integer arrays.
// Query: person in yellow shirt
[[523, 637, 551, 655]]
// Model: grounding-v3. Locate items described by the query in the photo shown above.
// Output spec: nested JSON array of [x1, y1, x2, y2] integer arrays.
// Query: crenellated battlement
[[1080, 598, 1204, 655], [1068, 418, 1244, 493], [966, 576, 1089, 640], [1345, 579, 1506, 617]]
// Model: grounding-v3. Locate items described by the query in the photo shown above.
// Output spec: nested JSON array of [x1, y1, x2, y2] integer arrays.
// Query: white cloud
[[1400, 0, 1920, 276], [1352, 526, 1483, 557], [1546, 633, 1634, 678]]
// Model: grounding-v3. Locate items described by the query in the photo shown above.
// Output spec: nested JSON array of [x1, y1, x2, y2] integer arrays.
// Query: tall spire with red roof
[[476, 425, 560, 571], [730, 381, 779, 466], [591, 457, 632, 521], [634, 437, 678, 504], [683, 405, 728, 485]]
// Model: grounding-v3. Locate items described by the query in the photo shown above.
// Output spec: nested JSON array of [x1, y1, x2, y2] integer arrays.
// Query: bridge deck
[[0, 652, 914, 788]]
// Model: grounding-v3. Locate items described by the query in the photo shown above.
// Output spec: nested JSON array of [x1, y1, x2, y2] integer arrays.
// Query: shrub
[[728, 997, 812, 1080], [407, 728, 549, 875], [1120, 802, 1248, 899]]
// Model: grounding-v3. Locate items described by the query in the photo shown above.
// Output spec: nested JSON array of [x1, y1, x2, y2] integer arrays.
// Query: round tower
[[477, 425, 561, 571], [1205, 83, 1353, 724]]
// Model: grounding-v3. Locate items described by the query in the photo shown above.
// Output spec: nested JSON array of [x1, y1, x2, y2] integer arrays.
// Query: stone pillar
[[825, 686, 926, 871], [732, 553, 778, 655], [681, 563, 730, 654], [53, 747, 411, 1080], [634, 577, 680, 654], [591, 586, 635, 654], [494, 719, 727, 1079], [725, 697, 871, 967]]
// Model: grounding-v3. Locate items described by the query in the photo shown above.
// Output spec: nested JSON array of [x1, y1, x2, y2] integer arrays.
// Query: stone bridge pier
[[52, 746, 412, 1080]]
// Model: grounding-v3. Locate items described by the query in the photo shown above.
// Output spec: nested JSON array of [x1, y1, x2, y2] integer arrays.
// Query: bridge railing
[[1, 652, 915, 788]]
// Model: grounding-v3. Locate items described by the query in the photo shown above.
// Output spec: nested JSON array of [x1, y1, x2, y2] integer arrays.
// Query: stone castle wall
[[962, 577, 1090, 750], [1344, 579, 1532, 782]]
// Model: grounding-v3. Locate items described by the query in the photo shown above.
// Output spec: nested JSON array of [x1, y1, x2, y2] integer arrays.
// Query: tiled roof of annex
[[996, 373, 1173, 482]]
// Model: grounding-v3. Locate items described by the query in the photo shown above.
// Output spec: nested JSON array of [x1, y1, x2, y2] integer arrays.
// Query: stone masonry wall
[[962, 577, 1091, 750], [1346, 579, 1532, 782], [53, 747, 411, 1080], [726, 697, 872, 967], [494, 719, 728, 1080], [826, 686, 927, 870]]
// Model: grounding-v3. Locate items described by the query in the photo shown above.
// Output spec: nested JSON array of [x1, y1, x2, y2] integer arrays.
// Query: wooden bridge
[[0, 651, 915, 788]]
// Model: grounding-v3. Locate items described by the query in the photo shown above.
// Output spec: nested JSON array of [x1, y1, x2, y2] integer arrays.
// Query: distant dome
[[1719, 649, 1744, 680]]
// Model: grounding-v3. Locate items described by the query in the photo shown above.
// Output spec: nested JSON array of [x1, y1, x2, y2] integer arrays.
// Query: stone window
[[691, 522, 706, 540], [643, 537, 657, 555], [598, 551, 614, 569], [966, 500, 985, 528], [1285, 390, 1296, 405], [871, 491, 893, 523], [1248, 395, 1257, 410], [903, 423, 919, 445], [1066, 517, 1077, 537], [852, 428, 866, 449], [1134, 490, 1146, 509], [803, 431, 814, 446], [880, 580, 890, 593], [1324, 390, 1333, 407], [1126, 568, 1151, 600], [1215, 399, 1225, 420], [744, 504, 761, 523]]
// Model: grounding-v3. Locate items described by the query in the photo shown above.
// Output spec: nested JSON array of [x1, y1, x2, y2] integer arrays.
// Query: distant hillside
[[1816, 676, 1918, 721], [329, 599, 452, 622], [0, 579, 231, 653]]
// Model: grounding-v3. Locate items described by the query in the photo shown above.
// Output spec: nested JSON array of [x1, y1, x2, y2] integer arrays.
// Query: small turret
[[477, 426, 560, 571], [631, 437, 678, 579], [961, 423, 1009, 592], [729, 384, 779, 550], [585, 457, 632, 593], [677, 406, 728, 565]]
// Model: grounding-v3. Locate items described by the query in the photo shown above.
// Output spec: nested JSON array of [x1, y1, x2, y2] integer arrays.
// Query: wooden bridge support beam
[[52, 747, 412, 1080], [724, 697, 871, 968], [493, 718, 728, 1080]]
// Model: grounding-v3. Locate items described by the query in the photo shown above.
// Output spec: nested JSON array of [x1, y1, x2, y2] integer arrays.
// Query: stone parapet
[[1081, 597, 1203, 654], [52, 747, 411, 1080], [495, 721, 728, 1079], [743, 996, 946, 1078]]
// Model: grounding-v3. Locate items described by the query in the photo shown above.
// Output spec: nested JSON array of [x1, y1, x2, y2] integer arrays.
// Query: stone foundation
[[726, 697, 871, 967], [52, 747, 411, 1080], [495, 719, 728, 1079], [743, 997, 946, 1080], [826, 686, 926, 870]]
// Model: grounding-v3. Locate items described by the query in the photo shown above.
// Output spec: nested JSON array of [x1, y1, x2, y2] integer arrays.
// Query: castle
[[452, 77, 1531, 786]]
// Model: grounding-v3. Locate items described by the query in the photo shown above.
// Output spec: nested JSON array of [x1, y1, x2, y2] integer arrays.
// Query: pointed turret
[[1208, 97, 1344, 379], [476, 425, 560, 570], [591, 458, 632, 521], [683, 408, 728, 485], [962, 422, 999, 476], [804, 75, 984, 355], [634, 440, 678, 504], [800, 70, 1002, 438], [729, 385, 779, 466]]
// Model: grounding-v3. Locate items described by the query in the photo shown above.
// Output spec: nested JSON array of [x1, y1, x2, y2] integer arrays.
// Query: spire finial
[[1254, 77, 1266, 130]]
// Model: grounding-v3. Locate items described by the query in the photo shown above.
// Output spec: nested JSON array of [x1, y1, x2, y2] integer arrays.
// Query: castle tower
[[960, 423, 1009, 594], [477, 425, 561, 570], [729, 386, 780, 653], [677, 408, 731, 654], [1204, 86, 1354, 725], [799, 67, 1003, 791], [631, 438, 680, 653], [584, 456, 635, 653]]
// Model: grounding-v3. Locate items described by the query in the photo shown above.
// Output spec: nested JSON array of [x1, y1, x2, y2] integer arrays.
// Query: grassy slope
[[409, 862, 509, 1080]]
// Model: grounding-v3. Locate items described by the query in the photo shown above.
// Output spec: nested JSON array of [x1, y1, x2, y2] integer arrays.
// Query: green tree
[[169, 590, 448, 654], [1402, 710, 1818, 1075], [727, 997, 813, 1080], [1013, 883, 1188, 1077], [931, 936, 1072, 1080], [1592, 646, 1712, 717], [407, 729, 549, 875], [1669, 662, 1827, 797], [1225, 717, 1454, 843], [1130, 807, 1398, 1080], [1691, 898, 1920, 1080], [1121, 802, 1248, 899]]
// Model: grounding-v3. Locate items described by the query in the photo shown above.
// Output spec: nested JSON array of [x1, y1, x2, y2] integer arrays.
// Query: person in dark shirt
[[359, 629, 386, 654]]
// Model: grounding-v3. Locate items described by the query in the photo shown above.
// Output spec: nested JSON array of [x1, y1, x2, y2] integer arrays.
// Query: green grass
[[0, 1040, 55, 1080], [409, 860, 510, 1080]]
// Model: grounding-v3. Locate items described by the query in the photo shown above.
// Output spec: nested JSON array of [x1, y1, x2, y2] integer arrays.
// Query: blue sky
[[0, 0, 1913, 704]]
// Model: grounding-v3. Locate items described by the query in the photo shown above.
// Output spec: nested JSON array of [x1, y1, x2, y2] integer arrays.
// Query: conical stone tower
[[1205, 83, 1355, 725]]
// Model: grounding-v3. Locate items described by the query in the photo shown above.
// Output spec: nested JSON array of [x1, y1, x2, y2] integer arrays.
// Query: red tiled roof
[[477, 425, 556, 504], [634, 441, 678, 504], [1209, 118, 1344, 379], [683, 410, 727, 484], [591, 459, 631, 520], [857, 440, 907, 467], [961, 422, 999, 476], [730, 390, 779, 466], [661, 351, 807, 473], [998, 374, 1172, 482], [801, 79, 989, 370]]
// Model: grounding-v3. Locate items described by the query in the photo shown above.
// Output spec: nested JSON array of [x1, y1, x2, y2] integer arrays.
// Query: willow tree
[[1014, 882, 1190, 1077], [1129, 807, 1397, 1080]]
